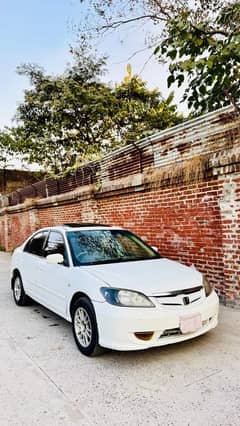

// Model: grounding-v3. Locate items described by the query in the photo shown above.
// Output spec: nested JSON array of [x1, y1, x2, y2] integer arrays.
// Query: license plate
[[180, 313, 202, 334]]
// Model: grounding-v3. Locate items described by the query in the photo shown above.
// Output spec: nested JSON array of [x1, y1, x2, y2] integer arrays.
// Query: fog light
[[134, 332, 154, 341]]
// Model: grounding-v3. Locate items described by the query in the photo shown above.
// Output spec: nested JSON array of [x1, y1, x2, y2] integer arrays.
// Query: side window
[[24, 231, 48, 257], [44, 231, 69, 266]]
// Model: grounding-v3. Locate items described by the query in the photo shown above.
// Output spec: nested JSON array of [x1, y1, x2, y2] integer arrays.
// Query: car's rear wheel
[[72, 297, 104, 356], [12, 274, 30, 306]]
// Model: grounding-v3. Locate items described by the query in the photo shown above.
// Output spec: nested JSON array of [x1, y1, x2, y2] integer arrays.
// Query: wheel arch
[[69, 292, 92, 319], [11, 268, 21, 289]]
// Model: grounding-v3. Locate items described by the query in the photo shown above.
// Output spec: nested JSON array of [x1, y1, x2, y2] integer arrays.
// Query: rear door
[[22, 230, 49, 297]]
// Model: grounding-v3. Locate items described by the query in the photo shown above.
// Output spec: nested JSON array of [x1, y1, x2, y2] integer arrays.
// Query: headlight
[[100, 287, 155, 308], [203, 275, 213, 297]]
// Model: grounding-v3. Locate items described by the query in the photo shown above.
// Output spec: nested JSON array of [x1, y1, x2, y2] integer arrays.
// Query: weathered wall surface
[[0, 106, 239, 307], [0, 169, 39, 195]]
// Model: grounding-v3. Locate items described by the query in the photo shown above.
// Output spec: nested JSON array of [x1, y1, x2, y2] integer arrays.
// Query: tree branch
[[101, 13, 167, 31]]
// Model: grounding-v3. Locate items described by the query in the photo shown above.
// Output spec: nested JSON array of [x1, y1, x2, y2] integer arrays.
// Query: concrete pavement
[[0, 252, 240, 426]]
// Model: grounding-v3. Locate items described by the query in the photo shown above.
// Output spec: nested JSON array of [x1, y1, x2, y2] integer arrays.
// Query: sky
[[0, 0, 184, 130], [0, 0, 78, 127]]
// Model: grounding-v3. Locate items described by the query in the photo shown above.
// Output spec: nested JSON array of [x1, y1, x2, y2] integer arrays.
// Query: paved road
[[0, 252, 240, 426]]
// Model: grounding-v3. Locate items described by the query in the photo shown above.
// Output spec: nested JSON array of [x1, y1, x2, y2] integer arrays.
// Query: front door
[[38, 231, 70, 317]]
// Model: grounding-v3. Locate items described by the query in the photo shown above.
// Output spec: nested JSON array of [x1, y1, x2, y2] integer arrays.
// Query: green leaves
[[167, 75, 175, 88], [4, 52, 182, 175], [168, 50, 177, 60], [0, 131, 13, 168], [11, 54, 117, 174], [155, 1, 240, 114], [113, 74, 182, 144], [78, 0, 240, 116], [206, 57, 215, 69], [177, 74, 185, 87]]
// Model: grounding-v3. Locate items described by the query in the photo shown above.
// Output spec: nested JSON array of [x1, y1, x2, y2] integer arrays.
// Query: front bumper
[[94, 291, 219, 351]]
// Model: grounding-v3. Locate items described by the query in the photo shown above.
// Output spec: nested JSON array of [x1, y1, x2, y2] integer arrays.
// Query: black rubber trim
[[156, 286, 203, 298]]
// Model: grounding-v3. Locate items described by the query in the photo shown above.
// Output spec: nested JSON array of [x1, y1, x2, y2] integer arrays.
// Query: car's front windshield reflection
[[67, 230, 160, 266]]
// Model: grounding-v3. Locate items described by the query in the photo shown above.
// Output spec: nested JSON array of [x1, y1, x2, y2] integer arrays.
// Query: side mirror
[[46, 253, 64, 264], [151, 246, 158, 252]]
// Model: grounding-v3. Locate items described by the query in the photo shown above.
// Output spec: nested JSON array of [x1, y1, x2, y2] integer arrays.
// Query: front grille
[[160, 317, 212, 339], [154, 286, 204, 306], [161, 328, 182, 337]]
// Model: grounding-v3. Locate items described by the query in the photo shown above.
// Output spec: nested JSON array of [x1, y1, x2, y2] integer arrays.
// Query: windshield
[[67, 229, 160, 266]]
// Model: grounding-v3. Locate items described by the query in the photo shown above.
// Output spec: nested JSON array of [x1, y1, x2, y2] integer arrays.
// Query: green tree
[[0, 131, 14, 169], [13, 49, 117, 174], [0, 131, 16, 194], [80, 0, 240, 114], [112, 65, 181, 143], [160, 1, 240, 113], [6, 49, 181, 174]]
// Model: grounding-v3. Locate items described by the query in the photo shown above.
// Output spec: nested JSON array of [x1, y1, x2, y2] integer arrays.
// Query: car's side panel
[[11, 248, 107, 322], [12, 251, 39, 296], [36, 260, 69, 317], [64, 268, 107, 321]]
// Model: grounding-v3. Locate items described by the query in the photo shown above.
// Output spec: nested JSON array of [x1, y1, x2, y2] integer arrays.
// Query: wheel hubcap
[[14, 277, 22, 301], [74, 307, 92, 348]]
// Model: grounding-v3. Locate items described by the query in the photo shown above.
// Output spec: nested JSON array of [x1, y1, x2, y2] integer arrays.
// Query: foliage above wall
[[79, 0, 240, 114], [1, 47, 181, 175]]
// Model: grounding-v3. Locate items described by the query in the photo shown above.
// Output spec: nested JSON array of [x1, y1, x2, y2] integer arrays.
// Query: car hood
[[83, 258, 202, 295]]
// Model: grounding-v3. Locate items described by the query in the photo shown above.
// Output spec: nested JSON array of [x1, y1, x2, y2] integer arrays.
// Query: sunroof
[[63, 223, 110, 228]]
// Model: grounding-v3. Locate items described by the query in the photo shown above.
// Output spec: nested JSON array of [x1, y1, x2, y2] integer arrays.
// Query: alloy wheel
[[14, 277, 22, 302], [74, 307, 93, 348]]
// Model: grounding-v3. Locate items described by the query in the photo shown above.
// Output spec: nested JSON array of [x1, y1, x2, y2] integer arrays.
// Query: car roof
[[44, 223, 122, 232], [63, 223, 111, 228]]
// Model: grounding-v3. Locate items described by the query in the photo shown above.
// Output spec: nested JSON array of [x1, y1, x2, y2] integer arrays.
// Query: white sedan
[[11, 223, 219, 356]]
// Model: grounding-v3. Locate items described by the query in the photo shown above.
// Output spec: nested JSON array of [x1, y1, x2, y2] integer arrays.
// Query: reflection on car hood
[[83, 258, 202, 295]]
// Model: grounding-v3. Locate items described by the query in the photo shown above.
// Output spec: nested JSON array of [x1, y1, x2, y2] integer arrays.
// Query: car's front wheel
[[12, 273, 30, 306], [72, 297, 103, 356]]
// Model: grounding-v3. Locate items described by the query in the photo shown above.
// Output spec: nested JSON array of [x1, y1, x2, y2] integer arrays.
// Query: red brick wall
[[1, 173, 238, 305], [96, 180, 225, 297], [0, 106, 239, 307], [219, 176, 240, 306]]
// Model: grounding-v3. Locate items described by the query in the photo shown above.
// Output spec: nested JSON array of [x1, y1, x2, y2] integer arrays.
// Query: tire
[[72, 297, 104, 356], [12, 273, 30, 306]]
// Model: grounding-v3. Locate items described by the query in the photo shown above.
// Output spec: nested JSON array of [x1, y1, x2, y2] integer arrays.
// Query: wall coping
[[101, 105, 238, 160]]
